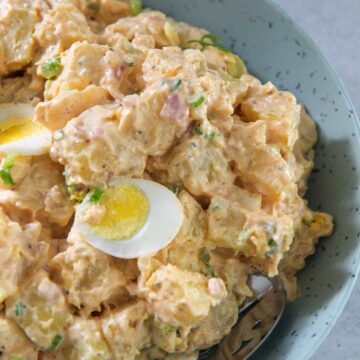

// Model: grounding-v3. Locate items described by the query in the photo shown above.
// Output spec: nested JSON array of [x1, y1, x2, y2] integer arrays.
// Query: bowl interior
[[143, 1, 360, 359]]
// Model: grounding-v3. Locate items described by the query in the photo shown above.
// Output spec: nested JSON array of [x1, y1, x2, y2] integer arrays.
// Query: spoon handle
[[200, 277, 287, 360]]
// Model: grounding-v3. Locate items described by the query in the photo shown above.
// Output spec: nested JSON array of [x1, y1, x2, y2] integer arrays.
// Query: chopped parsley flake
[[14, 302, 26, 317], [41, 57, 63, 80], [130, 0, 142, 15], [48, 334, 63, 351], [89, 187, 105, 203], [189, 94, 205, 108], [0, 155, 16, 185]]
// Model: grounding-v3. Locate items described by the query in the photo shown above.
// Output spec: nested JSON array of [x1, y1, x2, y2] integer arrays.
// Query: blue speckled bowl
[[144, 0, 360, 359]]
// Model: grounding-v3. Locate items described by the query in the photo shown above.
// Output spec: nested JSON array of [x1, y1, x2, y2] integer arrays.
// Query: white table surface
[[272, 1, 360, 359]]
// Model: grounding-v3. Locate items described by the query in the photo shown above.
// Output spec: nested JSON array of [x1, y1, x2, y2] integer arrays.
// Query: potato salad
[[0, 1, 333, 359]]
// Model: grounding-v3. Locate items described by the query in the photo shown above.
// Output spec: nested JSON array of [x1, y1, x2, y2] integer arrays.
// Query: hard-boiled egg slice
[[0, 103, 52, 156], [74, 178, 184, 259]]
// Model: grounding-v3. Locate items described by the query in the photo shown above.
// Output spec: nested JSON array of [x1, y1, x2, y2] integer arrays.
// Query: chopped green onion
[[303, 139, 314, 152], [238, 228, 251, 242], [124, 60, 134, 67], [303, 210, 314, 225], [64, 174, 87, 202], [161, 79, 169, 87], [188, 39, 201, 48], [198, 247, 216, 277], [266, 238, 280, 257], [171, 78, 182, 91], [189, 94, 205, 108], [188, 33, 231, 53], [201, 34, 231, 52], [14, 302, 26, 317], [48, 334, 63, 351], [41, 57, 63, 80], [127, 45, 141, 55], [130, 0, 142, 15], [87, 2, 100, 12], [53, 129, 64, 141], [169, 184, 180, 195], [188, 37, 209, 51], [45, 80, 53, 91], [199, 247, 211, 264], [202, 34, 222, 46], [268, 238, 279, 249], [0, 155, 16, 185], [214, 45, 231, 53], [226, 54, 248, 78], [211, 204, 221, 211], [204, 131, 217, 141], [0, 169, 14, 185], [2, 155, 16, 169], [161, 78, 182, 91], [10, 356, 23, 360], [192, 123, 216, 141], [205, 264, 216, 277], [164, 21, 180, 46], [89, 187, 105, 203], [154, 318, 176, 336], [67, 184, 87, 202], [192, 123, 204, 136]]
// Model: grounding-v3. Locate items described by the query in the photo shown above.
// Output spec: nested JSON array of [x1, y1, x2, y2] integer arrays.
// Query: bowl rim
[[265, 1, 360, 358]]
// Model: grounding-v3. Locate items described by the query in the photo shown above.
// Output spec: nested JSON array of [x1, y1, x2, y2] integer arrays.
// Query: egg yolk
[[89, 183, 150, 241], [0, 116, 44, 144]]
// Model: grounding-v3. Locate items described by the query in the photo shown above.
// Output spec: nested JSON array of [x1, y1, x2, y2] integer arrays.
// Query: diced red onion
[[160, 92, 189, 123]]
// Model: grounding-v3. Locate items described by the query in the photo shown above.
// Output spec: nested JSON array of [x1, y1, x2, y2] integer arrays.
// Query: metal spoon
[[199, 275, 287, 360]]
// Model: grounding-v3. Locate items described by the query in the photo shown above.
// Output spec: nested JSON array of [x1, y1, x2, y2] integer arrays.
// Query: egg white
[[0, 103, 34, 130], [74, 178, 184, 259], [0, 103, 52, 156]]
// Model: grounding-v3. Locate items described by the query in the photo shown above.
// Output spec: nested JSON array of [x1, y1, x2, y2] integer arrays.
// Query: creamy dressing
[[0, 1, 333, 359]]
